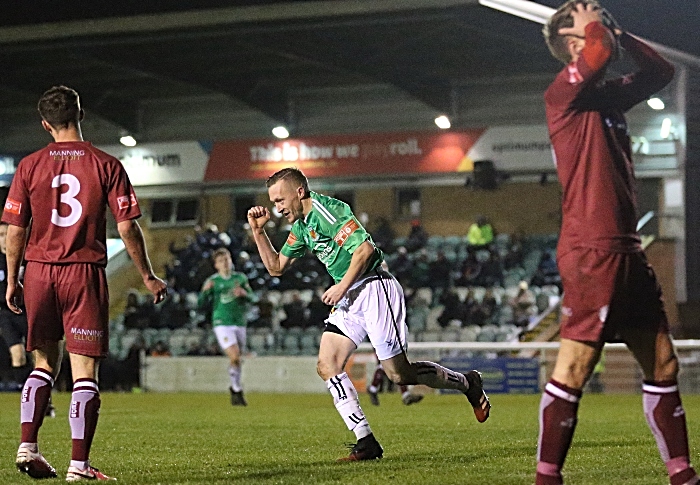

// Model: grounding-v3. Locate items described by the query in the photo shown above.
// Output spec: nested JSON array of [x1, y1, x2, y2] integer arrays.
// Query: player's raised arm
[[247, 206, 295, 276]]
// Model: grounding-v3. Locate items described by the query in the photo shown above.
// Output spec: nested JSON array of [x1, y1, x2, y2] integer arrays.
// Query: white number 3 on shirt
[[51, 173, 82, 227]]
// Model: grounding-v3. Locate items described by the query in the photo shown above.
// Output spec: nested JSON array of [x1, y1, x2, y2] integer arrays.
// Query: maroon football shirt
[[545, 22, 674, 256], [2, 141, 140, 265]]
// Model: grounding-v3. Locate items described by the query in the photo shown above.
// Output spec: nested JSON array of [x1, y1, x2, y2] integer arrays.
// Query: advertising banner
[[100, 141, 210, 186], [439, 356, 540, 394], [205, 126, 559, 181]]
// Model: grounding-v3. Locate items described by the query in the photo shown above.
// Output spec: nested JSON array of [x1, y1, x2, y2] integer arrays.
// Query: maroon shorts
[[24, 262, 109, 358], [558, 248, 669, 343]]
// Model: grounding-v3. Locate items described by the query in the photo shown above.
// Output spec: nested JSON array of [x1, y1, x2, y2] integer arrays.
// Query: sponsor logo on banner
[[71, 328, 104, 342], [333, 220, 359, 247], [4, 198, 21, 215]]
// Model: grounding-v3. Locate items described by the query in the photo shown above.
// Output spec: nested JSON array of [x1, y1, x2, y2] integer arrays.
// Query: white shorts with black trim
[[326, 269, 407, 361]]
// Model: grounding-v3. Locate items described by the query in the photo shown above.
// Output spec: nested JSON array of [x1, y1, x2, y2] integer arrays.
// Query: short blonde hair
[[543, 0, 601, 64]]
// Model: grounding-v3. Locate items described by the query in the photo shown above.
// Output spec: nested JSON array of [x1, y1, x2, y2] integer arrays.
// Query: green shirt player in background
[[247, 167, 490, 462], [199, 248, 256, 406]]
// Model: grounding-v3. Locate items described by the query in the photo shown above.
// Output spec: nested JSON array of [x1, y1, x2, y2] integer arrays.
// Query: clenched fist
[[247, 206, 271, 230]]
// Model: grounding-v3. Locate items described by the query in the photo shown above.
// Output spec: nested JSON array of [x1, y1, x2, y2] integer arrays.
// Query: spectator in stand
[[479, 251, 505, 288], [503, 230, 526, 270], [463, 289, 479, 326], [123, 291, 156, 330], [510, 281, 537, 328], [390, 246, 413, 286], [249, 291, 274, 329], [531, 251, 562, 291], [371, 217, 396, 254], [159, 292, 190, 330], [437, 289, 466, 328], [280, 290, 308, 329], [467, 215, 494, 252], [471, 288, 499, 326], [428, 250, 452, 303], [456, 251, 482, 287], [409, 249, 430, 288], [405, 219, 429, 253]]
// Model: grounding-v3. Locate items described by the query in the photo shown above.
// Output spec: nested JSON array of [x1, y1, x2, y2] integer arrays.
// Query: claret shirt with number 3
[[1, 141, 141, 265], [280, 191, 383, 283]]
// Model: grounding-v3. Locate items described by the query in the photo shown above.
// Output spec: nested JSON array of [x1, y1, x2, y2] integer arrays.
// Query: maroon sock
[[20, 369, 54, 443], [70, 379, 101, 462], [536, 380, 582, 485], [371, 366, 385, 390], [399, 385, 409, 394], [643, 381, 699, 485]]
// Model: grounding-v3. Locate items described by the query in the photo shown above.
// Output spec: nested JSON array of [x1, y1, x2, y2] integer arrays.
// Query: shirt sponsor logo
[[286, 233, 298, 245], [70, 328, 104, 342], [50, 149, 84, 161], [4, 198, 21, 215], [309, 228, 319, 241], [313, 242, 335, 262], [333, 220, 359, 247], [117, 194, 138, 210]]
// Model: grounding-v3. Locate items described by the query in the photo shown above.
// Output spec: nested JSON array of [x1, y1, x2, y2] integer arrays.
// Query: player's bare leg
[[623, 329, 699, 485], [224, 343, 246, 406], [317, 332, 382, 461], [65, 353, 115, 482], [536, 339, 603, 485], [381, 352, 490, 422], [16, 344, 61, 479]]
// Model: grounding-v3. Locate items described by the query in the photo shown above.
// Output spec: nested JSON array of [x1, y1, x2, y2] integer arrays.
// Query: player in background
[[198, 247, 257, 406], [538, 3, 698, 484], [367, 358, 423, 406], [248, 167, 490, 461], [0, 222, 57, 417], [3, 85, 167, 481]]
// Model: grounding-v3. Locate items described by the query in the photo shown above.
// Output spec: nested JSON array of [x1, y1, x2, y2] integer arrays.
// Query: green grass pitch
[[2, 392, 700, 484]]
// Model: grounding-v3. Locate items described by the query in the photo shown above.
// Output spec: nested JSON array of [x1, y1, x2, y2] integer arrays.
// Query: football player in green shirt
[[199, 248, 256, 406], [248, 168, 490, 461]]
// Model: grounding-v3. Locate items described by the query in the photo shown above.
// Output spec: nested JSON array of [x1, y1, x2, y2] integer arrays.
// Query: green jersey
[[198, 271, 256, 327], [280, 191, 383, 283]]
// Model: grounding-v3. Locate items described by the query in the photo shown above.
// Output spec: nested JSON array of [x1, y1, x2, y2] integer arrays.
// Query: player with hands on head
[[247, 167, 490, 462], [537, 2, 697, 485], [3, 85, 167, 481]]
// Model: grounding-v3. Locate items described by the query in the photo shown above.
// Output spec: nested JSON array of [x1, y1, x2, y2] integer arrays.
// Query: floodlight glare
[[119, 135, 137, 147], [272, 126, 290, 139], [647, 97, 665, 110], [435, 115, 451, 129]]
